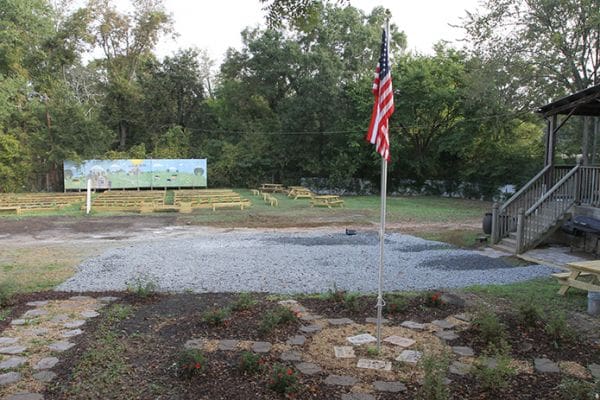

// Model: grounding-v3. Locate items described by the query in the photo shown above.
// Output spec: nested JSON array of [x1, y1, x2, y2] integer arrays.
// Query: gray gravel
[[57, 230, 558, 294]]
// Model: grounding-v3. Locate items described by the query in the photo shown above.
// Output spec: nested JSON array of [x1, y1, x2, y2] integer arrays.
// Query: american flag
[[366, 29, 394, 161]]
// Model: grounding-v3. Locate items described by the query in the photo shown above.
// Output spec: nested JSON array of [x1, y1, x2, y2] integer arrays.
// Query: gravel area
[[57, 230, 559, 293]]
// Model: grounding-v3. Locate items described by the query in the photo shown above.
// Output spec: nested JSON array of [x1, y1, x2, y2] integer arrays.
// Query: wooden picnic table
[[310, 195, 344, 208], [554, 260, 600, 295], [260, 183, 285, 193], [288, 187, 313, 199]]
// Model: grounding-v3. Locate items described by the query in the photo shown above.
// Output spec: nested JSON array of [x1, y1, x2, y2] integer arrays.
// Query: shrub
[[472, 309, 506, 346], [517, 302, 543, 328], [177, 349, 205, 379], [231, 293, 257, 312], [544, 312, 573, 347], [472, 341, 516, 391], [385, 294, 408, 314], [268, 364, 298, 396], [259, 306, 298, 334], [202, 308, 230, 326], [424, 291, 444, 308], [418, 352, 450, 400], [239, 351, 265, 374], [558, 378, 599, 400]]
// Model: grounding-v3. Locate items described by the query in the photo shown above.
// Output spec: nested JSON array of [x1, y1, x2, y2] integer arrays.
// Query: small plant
[[127, 275, 158, 298], [0, 281, 13, 307], [268, 364, 298, 396], [177, 349, 205, 379], [472, 341, 516, 391], [517, 302, 543, 328], [239, 351, 266, 374], [424, 291, 444, 308], [343, 292, 360, 312], [418, 352, 450, 400], [232, 292, 257, 312], [472, 308, 506, 346], [326, 283, 346, 302], [259, 306, 298, 334], [544, 311, 573, 347], [558, 378, 599, 400], [366, 346, 380, 357], [202, 308, 230, 326], [385, 294, 408, 314]]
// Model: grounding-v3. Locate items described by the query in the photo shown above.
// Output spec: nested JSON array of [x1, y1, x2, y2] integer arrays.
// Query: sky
[[153, 0, 482, 63]]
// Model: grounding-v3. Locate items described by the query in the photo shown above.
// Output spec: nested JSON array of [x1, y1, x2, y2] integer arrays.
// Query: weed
[[424, 291, 444, 308], [239, 351, 266, 374], [558, 378, 599, 400], [343, 292, 360, 312], [177, 349, 205, 379], [544, 311, 573, 347], [473, 340, 516, 391], [366, 346, 380, 357], [517, 302, 543, 328], [232, 293, 257, 312], [472, 308, 506, 346], [259, 306, 298, 334], [127, 275, 158, 298], [385, 294, 408, 314], [268, 363, 298, 396], [0, 281, 14, 307], [418, 352, 450, 400], [202, 308, 230, 327], [325, 283, 346, 302]]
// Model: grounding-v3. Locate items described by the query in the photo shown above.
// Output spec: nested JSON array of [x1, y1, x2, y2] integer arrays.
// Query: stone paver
[[396, 350, 422, 365], [300, 314, 320, 321], [62, 329, 83, 338], [25, 301, 48, 307], [81, 310, 100, 318], [347, 334, 376, 345], [64, 320, 85, 329], [4, 393, 44, 400], [0, 356, 27, 370], [334, 346, 356, 359], [373, 381, 407, 393], [0, 345, 27, 355], [0, 371, 21, 386], [365, 317, 389, 324], [324, 374, 358, 386], [29, 328, 49, 336], [589, 363, 600, 380], [286, 335, 306, 346], [534, 358, 560, 373], [341, 394, 375, 400], [454, 313, 472, 322], [184, 339, 204, 350], [299, 324, 322, 333], [69, 295, 93, 301], [280, 350, 302, 362], [383, 336, 415, 348], [295, 362, 322, 375], [449, 361, 471, 376], [23, 309, 48, 318], [400, 321, 425, 330], [328, 318, 354, 326], [34, 357, 59, 370], [32, 370, 57, 382], [251, 341, 272, 353], [48, 341, 75, 352], [435, 331, 459, 341], [50, 315, 69, 323], [10, 319, 26, 326], [0, 337, 18, 345], [452, 346, 475, 357], [432, 319, 455, 330], [356, 358, 392, 371], [98, 296, 119, 303], [217, 340, 238, 351]]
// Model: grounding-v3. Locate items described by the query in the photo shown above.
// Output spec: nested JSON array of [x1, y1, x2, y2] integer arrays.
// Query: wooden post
[[491, 203, 499, 244], [516, 208, 525, 254], [575, 159, 582, 205]]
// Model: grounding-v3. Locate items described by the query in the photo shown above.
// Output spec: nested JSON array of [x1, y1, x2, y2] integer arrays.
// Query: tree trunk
[[119, 122, 127, 150]]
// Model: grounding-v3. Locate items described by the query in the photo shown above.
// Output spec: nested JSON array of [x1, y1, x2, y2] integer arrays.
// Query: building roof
[[537, 84, 600, 117]]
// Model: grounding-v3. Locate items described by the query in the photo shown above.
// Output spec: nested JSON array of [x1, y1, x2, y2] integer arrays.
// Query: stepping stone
[[454, 313, 472, 322], [23, 309, 48, 318], [432, 319, 455, 330], [295, 362, 321, 375], [50, 315, 69, 323], [534, 358, 560, 373], [69, 295, 93, 301], [4, 393, 45, 400], [0, 371, 21, 386], [10, 319, 26, 326], [452, 346, 475, 357], [328, 318, 354, 325], [280, 350, 302, 362], [518, 342, 533, 352], [184, 339, 204, 350], [277, 300, 306, 313], [324, 374, 358, 386], [365, 317, 389, 324], [98, 296, 119, 303], [286, 335, 306, 346], [435, 330, 459, 341], [373, 381, 407, 393], [383, 336, 415, 348], [588, 363, 600, 380], [299, 324, 322, 333], [26, 301, 48, 307], [0, 356, 27, 369], [440, 293, 465, 306], [34, 357, 59, 370], [449, 361, 471, 376], [334, 346, 356, 359], [217, 340, 238, 351], [32, 370, 57, 382], [62, 329, 83, 338], [81, 310, 99, 318], [357, 358, 392, 371], [347, 334, 376, 345], [64, 320, 85, 329], [30, 329, 49, 336], [396, 350, 422, 365], [0, 338, 18, 346], [341, 394, 375, 400], [0, 346, 27, 355], [48, 341, 75, 352], [251, 342, 272, 353], [400, 321, 425, 330], [300, 314, 320, 321]]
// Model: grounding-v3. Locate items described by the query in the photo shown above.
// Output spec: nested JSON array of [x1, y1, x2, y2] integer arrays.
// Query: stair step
[[502, 238, 517, 246], [492, 243, 515, 253]]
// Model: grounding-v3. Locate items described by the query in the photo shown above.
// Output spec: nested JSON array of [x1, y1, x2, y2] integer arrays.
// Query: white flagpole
[[376, 18, 391, 351]]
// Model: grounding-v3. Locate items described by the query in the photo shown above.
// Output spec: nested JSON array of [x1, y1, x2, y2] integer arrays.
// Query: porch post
[[516, 208, 525, 254], [545, 115, 557, 167], [491, 203, 499, 244]]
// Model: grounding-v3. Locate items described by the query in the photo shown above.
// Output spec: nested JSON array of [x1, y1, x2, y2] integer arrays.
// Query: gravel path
[[57, 230, 558, 294]]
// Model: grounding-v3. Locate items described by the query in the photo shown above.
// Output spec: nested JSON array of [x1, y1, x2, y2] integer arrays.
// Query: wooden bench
[[251, 189, 260, 196], [212, 200, 251, 211], [310, 195, 344, 208], [0, 206, 21, 215]]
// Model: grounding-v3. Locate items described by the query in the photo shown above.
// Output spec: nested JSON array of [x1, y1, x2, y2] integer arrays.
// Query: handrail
[[525, 165, 579, 215], [500, 164, 552, 212]]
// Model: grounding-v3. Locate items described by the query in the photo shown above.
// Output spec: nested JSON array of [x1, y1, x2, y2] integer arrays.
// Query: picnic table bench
[[310, 195, 344, 208], [287, 187, 313, 199], [0, 206, 21, 215], [260, 183, 285, 193], [554, 260, 600, 295]]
